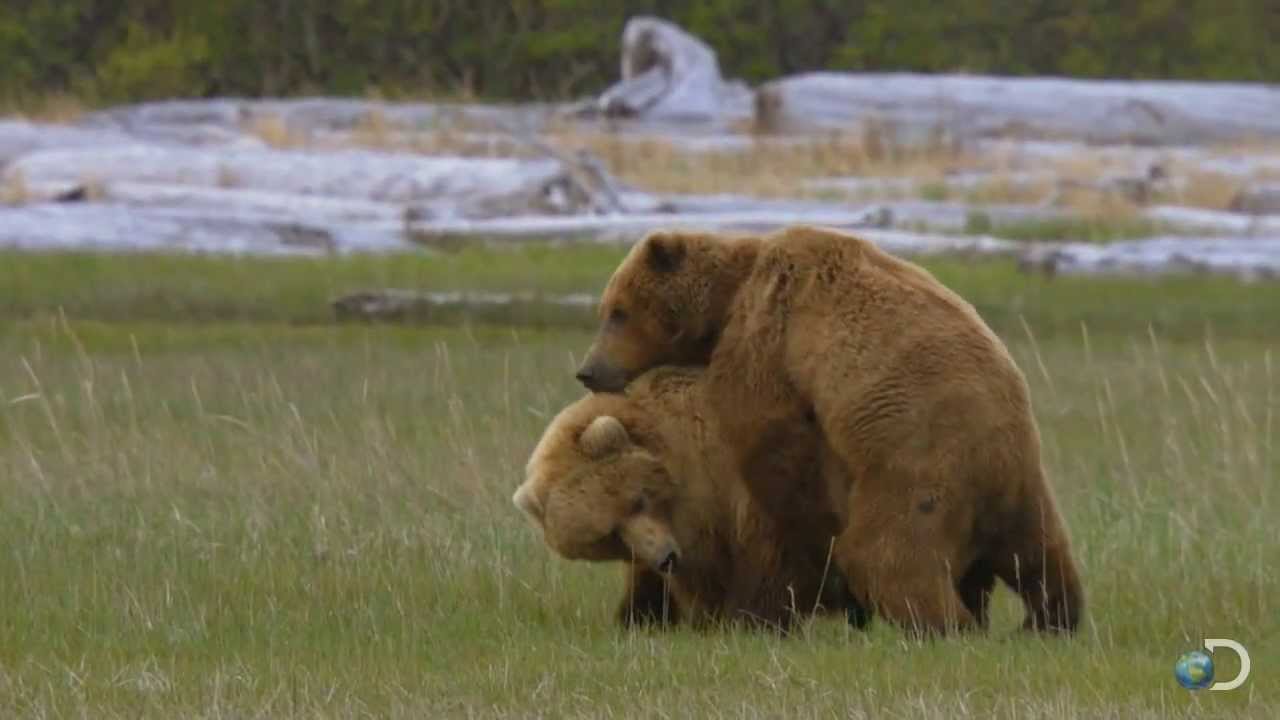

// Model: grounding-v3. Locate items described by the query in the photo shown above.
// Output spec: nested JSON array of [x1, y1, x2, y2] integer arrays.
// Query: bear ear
[[579, 415, 630, 457], [645, 232, 686, 273]]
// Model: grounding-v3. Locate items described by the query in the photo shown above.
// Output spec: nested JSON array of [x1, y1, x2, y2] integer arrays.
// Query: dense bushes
[[3, 0, 1278, 106]]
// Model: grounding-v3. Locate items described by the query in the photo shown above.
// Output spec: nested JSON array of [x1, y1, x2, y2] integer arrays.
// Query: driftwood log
[[4, 144, 610, 221], [331, 289, 597, 325], [1019, 236, 1280, 280], [754, 71, 1280, 146]]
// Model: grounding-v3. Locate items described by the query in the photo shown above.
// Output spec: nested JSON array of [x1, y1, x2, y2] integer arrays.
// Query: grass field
[[0, 247, 1276, 718]]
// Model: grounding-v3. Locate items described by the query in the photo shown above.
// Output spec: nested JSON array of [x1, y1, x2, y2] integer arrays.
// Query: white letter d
[[1204, 638, 1251, 691]]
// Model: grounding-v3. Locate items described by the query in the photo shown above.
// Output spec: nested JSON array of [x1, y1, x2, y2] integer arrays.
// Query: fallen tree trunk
[[1019, 236, 1280, 280], [1142, 206, 1280, 235], [331, 289, 597, 325], [5, 145, 607, 220], [755, 71, 1280, 146], [0, 121, 138, 169], [0, 202, 408, 255], [82, 97, 566, 137], [89, 181, 404, 223], [404, 206, 894, 244], [403, 198, 1079, 243]]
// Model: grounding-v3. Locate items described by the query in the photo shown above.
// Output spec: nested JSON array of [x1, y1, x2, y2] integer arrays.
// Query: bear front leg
[[992, 500, 1084, 634], [844, 591, 874, 630], [617, 563, 679, 628], [956, 561, 997, 629]]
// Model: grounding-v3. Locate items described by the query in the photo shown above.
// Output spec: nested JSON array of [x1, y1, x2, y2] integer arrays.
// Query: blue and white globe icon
[[1175, 650, 1215, 690]]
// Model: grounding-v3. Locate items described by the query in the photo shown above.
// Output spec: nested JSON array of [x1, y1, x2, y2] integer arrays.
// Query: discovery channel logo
[[1174, 639, 1251, 691]]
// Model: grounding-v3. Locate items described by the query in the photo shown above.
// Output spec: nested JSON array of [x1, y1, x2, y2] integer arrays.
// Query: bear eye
[[609, 307, 629, 324], [629, 496, 647, 514]]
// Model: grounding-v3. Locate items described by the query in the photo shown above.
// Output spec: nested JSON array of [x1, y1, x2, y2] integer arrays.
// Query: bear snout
[[620, 516, 682, 574], [511, 483, 544, 525], [656, 547, 679, 574], [574, 366, 600, 390], [575, 359, 628, 393]]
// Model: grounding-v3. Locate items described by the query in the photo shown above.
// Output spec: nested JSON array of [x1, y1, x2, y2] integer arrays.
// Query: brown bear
[[574, 224, 1084, 636], [512, 366, 860, 631]]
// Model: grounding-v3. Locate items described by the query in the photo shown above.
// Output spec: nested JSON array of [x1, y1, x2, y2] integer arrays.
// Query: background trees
[[3, 0, 1278, 105]]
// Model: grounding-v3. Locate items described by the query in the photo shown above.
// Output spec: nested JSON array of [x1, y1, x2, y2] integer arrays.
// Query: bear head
[[576, 230, 754, 393], [513, 404, 684, 574]]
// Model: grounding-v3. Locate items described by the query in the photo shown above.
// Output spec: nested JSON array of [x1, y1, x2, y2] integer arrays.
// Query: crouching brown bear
[[513, 366, 862, 631], [575, 224, 1084, 636]]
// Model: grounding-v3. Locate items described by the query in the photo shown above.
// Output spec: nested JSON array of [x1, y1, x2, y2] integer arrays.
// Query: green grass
[[0, 251, 1277, 717], [918, 181, 952, 202], [0, 246, 624, 325], [4, 248, 1280, 341]]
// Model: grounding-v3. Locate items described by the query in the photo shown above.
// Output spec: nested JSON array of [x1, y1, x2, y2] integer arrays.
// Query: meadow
[[0, 246, 1275, 718]]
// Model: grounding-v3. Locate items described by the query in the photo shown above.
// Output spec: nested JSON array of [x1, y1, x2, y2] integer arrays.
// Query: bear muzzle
[[619, 517, 681, 574], [511, 483, 544, 525], [655, 546, 679, 574], [575, 358, 629, 393]]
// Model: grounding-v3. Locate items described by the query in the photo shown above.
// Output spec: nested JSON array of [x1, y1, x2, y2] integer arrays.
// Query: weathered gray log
[[331, 289, 597, 325], [80, 97, 568, 137], [7, 196, 1277, 281], [91, 182, 406, 223], [859, 229, 1021, 258], [408, 211, 1021, 257], [1019, 236, 1280, 280], [0, 202, 410, 255], [653, 194, 1070, 235], [866, 200, 1073, 232], [5, 145, 607, 219], [79, 98, 250, 131], [0, 118, 265, 173], [755, 71, 1280, 146], [402, 194, 1081, 240], [404, 206, 894, 244], [0, 121, 137, 169], [1143, 206, 1280, 235]]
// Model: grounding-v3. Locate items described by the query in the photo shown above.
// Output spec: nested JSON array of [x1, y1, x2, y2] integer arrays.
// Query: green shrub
[[2, 1, 1278, 105], [94, 25, 212, 102]]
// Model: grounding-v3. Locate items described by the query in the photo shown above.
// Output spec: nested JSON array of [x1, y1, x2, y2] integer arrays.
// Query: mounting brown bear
[[575, 224, 1084, 636]]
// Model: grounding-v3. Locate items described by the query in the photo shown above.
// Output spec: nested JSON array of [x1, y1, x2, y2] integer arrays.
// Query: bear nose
[[575, 367, 598, 390], [512, 483, 544, 523], [656, 549, 679, 574]]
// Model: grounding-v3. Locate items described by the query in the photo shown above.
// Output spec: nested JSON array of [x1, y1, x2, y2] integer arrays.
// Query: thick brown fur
[[576, 225, 1084, 636], [513, 366, 857, 631]]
